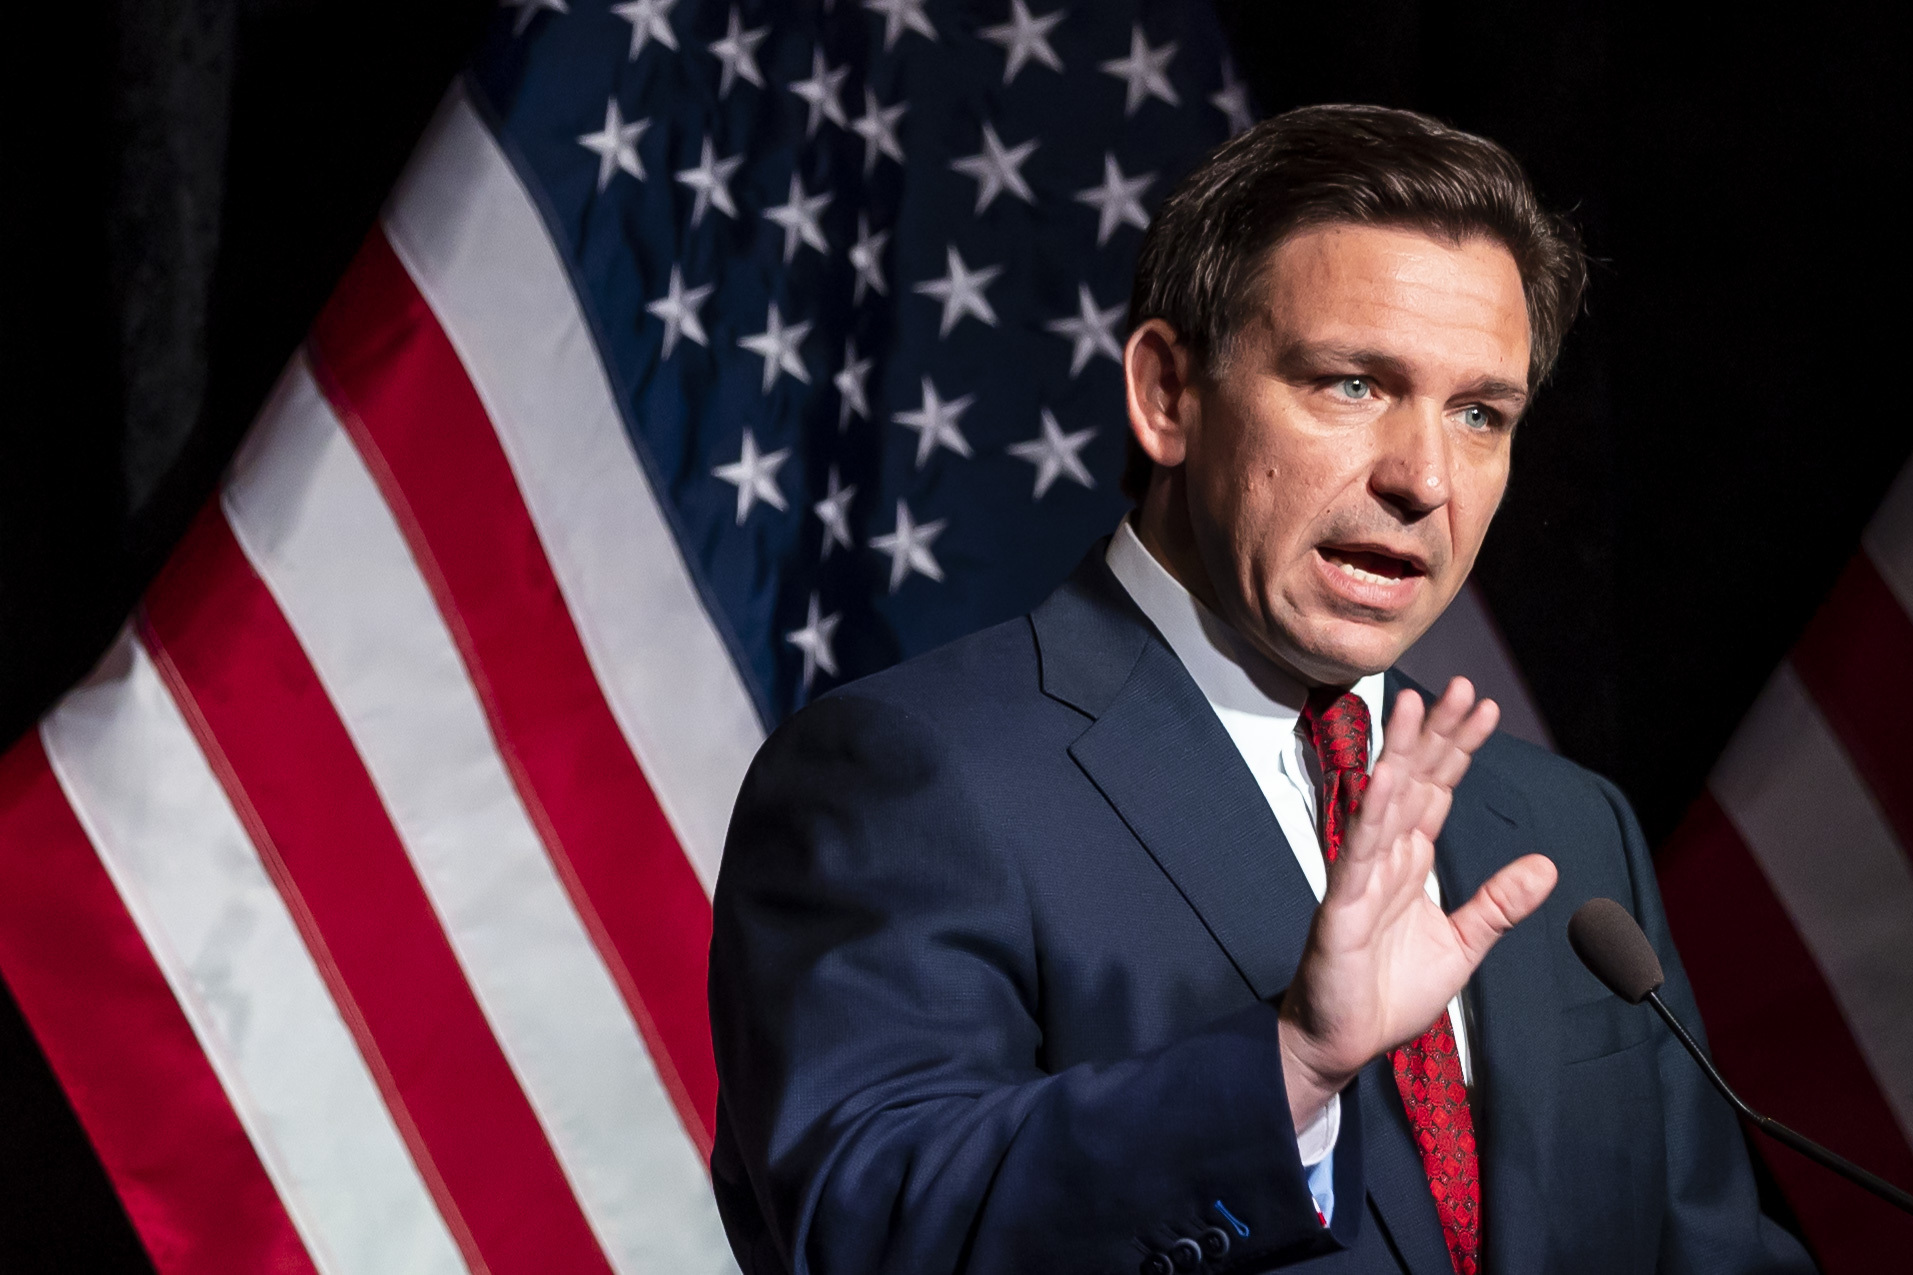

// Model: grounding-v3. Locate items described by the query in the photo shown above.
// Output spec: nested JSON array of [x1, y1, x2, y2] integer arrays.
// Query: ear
[[1123, 318, 1199, 469]]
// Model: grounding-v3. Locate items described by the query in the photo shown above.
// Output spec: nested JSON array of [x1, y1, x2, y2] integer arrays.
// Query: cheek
[[1204, 432, 1286, 533], [1450, 456, 1511, 555], [1196, 409, 1344, 559], [1218, 460, 1326, 587]]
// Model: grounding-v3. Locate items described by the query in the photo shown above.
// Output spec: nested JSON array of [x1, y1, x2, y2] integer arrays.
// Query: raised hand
[[1276, 678, 1558, 1127]]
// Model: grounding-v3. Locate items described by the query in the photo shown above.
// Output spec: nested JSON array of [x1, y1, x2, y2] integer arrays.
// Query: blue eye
[[1337, 377, 1371, 400], [1459, 405, 1492, 430]]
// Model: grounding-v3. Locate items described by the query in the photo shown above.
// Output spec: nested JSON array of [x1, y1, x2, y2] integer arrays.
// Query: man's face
[[1144, 223, 1531, 684]]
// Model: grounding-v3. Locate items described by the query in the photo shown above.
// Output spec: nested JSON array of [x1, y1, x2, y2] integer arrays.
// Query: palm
[[1281, 679, 1557, 1098]]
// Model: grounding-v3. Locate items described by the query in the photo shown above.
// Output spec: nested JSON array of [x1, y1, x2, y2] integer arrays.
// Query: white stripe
[[1397, 579, 1553, 749], [1862, 454, 1913, 617], [382, 84, 763, 895], [223, 358, 736, 1274], [41, 629, 466, 1275], [1711, 662, 1913, 1142]]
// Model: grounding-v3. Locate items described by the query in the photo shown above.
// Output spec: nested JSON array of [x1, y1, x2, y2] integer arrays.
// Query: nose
[[1368, 400, 1450, 518]]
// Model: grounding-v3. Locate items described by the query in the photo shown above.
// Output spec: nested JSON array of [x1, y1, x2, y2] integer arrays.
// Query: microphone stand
[[1645, 990, 1913, 1215]]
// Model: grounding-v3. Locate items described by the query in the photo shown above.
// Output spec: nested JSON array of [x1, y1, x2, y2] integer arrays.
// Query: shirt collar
[[1105, 518, 1389, 740]]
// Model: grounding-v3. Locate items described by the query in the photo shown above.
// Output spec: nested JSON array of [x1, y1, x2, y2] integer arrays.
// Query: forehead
[[1249, 223, 1530, 376]]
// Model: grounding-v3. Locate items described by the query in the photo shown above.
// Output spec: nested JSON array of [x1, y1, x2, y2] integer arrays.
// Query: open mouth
[[1318, 545, 1427, 587]]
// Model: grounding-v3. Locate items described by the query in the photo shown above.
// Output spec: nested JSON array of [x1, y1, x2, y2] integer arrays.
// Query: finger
[[1422, 677, 1478, 742], [1364, 828, 1438, 933], [1448, 853, 1559, 964], [1389, 699, 1457, 795], [1367, 784, 1441, 902], [1397, 680, 1477, 783], [1335, 818, 1437, 936], [1428, 701, 1500, 788], [1335, 758, 1407, 869], [1419, 681, 1484, 764], [1449, 697, 1500, 755], [1412, 784, 1453, 845], [1383, 782, 1439, 871], [1380, 687, 1426, 763], [1331, 764, 1433, 905]]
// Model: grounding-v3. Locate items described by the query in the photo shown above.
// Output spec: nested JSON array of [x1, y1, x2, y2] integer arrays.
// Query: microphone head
[[1569, 898, 1666, 1004]]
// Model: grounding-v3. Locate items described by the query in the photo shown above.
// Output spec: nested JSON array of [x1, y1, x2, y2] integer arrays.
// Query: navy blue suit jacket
[[709, 548, 1814, 1274]]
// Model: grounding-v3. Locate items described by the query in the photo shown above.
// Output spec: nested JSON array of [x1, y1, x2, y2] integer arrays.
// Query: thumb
[[1449, 853, 1558, 965]]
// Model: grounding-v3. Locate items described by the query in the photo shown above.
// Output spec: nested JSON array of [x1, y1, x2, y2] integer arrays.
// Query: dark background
[[1, 0, 1902, 1265]]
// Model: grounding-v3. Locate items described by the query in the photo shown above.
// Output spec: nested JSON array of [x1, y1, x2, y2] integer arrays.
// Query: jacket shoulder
[[813, 613, 1046, 724], [1473, 730, 1644, 841]]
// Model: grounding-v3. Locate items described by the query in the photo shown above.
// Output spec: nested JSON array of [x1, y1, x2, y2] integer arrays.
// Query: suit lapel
[[1032, 548, 1320, 998], [1068, 640, 1321, 999]]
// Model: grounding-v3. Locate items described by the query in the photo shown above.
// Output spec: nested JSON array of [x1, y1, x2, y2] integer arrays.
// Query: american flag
[[20, 0, 1877, 1269], [1657, 455, 1913, 1266], [0, 1, 1263, 1269]]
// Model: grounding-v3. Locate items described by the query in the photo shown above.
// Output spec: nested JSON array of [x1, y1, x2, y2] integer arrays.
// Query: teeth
[[1332, 558, 1398, 586]]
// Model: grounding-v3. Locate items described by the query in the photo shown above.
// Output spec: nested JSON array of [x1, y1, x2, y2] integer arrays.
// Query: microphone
[[1568, 898, 1913, 1216]]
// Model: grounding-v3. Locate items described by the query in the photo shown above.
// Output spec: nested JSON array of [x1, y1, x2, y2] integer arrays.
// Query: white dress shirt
[[1104, 521, 1474, 1211]]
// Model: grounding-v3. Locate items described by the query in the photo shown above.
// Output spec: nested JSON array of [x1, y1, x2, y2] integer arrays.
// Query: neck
[[1133, 468, 1225, 618]]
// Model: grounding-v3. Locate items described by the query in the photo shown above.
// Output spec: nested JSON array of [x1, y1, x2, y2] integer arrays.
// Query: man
[[709, 106, 1814, 1274]]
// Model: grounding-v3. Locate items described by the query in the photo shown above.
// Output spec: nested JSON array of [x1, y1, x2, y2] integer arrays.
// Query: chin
[[1278, 616, 1416, 685]]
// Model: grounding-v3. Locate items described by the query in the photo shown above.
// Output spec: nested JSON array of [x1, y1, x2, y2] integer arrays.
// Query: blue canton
[[475, 0, 1249, 723]]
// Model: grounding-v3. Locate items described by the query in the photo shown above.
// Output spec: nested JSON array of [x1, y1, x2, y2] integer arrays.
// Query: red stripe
[[1658, 793, 1913, 1269], [0, 731, 318, 1275], [308, 230, 718, 1154], [1791, 552, 1913, 858], [141, 503, 615, 1275]]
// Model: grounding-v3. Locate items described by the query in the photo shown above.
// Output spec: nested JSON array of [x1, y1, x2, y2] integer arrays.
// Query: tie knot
[[1303, 687, 1371, 777]]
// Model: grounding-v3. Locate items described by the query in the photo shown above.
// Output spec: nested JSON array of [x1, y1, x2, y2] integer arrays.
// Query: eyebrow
[[1457, 376, 1530, 409], [1272, 342, 1530, 409]]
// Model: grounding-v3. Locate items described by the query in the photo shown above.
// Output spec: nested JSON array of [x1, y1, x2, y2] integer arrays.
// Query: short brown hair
[[1122, 103, 1587, 500]]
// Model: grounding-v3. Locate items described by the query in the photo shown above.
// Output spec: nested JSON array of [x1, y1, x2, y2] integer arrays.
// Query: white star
[[979, 0, 1065, 84], [763, 172, 831, 264], [675, 136, 743, 226], [1009, 408, 1097, 499], [870, 500, 947, 592], [912, 245, 1002, 337], [1075, 152, 1154, 246], [849, 215, 890, 303], [1210, 57, 1255, 134], [785, 592, 842, 691], [612, 0, 678, 60], [708, 6, 769, 96], [892, 376, 974, 468], [502, 0, 566, 38], [949, 122, 1038, 214], [1045, 282, 1125, 376], [813, 466, 857, 556], [851, 88, 907, 175], [577, 98, 649, 190], [646, 265, 712, 357], [863, 0, 937, 50], [1099, 23, 1179, 116], [738, 302, 812, 392], [712, 429, 790, 524], [789, 47, 851, 138], [834, 338, 873, 428]]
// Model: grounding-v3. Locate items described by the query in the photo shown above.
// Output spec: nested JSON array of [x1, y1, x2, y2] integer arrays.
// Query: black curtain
[[1222, 0, 1910, 838], [0, 1, 1901, 1264], [1, 3, 491, 1265]]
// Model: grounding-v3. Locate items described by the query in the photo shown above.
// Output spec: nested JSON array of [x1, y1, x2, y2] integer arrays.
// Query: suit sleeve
[[709, 692, 1358, 1275], [1590, 775, 1818, 1274]]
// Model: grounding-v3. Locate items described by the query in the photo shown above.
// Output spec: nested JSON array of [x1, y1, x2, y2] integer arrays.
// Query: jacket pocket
[[1560, 998, 1654, 1064]]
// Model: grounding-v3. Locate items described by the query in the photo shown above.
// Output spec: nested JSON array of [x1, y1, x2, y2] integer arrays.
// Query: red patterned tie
[[1301, 689, 1482, 1275]]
